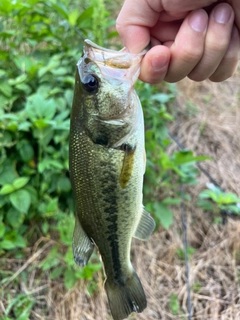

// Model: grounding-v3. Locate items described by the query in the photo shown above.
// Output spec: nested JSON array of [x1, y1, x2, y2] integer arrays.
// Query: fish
[[69, 39, 156, 320]]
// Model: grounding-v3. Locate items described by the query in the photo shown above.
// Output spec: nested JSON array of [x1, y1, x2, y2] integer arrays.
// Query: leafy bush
[[0, 0, 116, 253]]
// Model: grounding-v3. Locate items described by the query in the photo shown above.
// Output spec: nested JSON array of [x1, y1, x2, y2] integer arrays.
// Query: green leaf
[[26, 94, 56, 121], [57, 176, 71, 193], [0, 160, 18, 185], [162, 197, 181, 205], [196, 199, 214, 211], [152, 93, 174, 103], [13, 177, 29, 190], [225, 205, 240, 214], [9, 74, 28, 85], [0, 80, 12, 97], [34, 118, 51, 129], [6, 208, 25, 228], [14, 234, 27, 248], [18, 121, 31, 131], [50, 266, 64, 280], [172, 150, 211, 165], [68, 9, 79, 26], [44, 198, 58, 216], [107, 31, 119, 39], [81, 263, 102, 280], [0, 239, 15, 250], [51, 2, 69, 19], [64, 268, 77, 289], [77, 7, 94, 27], [38, 159, 63, 173], [176, 247, 196, 260], [38, 58, 60, 78], [0, 69, 6, 77], [51, 67, 68, 76], [153, 202, 173, 229], [9, 189, 31, 213], [0, 221, 5, 238], [41, 221, 49, 234], [0, 184, 15, 195], [18, 143, 34, 162], [169, 294, 180, 315]]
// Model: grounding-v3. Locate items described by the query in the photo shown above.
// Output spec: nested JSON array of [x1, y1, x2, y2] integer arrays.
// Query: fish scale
[[69, 39, 156, 320]]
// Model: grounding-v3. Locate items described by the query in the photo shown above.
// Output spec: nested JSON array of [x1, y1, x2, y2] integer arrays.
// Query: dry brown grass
[[2, 70, 240, 320]]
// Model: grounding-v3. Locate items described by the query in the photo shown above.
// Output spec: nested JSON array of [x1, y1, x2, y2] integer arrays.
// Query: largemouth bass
[[69, 39, 155, 320]]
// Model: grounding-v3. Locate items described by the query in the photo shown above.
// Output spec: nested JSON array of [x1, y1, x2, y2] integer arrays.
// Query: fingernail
[[151, 54, 168, 71], [189, 10, 208, 33], [213, 4, 232, 24]]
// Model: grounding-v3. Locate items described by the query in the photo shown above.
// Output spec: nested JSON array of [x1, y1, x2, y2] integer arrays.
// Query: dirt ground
[[2, 70, 240, 320]]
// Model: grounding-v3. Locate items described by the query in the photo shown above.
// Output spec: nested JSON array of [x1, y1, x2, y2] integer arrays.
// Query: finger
[[188, 3, 234, 81], [209, 25, 240, 82], [231, 0, 240, 31], [164, 9, 208, 83], [150, 21, 182, 43], [139, 46, 171, 83], [116, 0, 218, 53], [161, 0, 220, 12], [116, 0, 160, 53]]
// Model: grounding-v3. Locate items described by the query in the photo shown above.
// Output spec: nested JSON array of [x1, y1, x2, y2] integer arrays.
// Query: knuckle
[[207, 38, 229, 54], [179, 46, 203, 65]]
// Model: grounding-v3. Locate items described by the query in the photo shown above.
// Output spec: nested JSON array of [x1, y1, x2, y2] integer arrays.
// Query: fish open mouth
[[81, 39, 146, 85]]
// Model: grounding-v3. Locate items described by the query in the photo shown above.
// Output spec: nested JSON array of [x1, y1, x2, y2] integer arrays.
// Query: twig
[[180, 183, 192, 320]]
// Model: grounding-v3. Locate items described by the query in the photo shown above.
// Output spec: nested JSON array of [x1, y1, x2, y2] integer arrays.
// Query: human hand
[[116, 0, 240, 83]]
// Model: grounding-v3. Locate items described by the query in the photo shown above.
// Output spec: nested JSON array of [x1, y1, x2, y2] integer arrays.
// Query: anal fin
[[72, 216, 94, 266], [133, 208, 156, 241]]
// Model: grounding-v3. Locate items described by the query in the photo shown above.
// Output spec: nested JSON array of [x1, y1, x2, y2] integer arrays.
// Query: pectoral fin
[[72, 216, 94, 266], [133, 208, 156, 241]]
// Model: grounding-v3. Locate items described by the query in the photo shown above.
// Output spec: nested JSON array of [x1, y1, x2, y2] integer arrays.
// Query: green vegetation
[[169, 293, 186, 318], [1, 0, 240, 318], [197, 183, 240, 223]]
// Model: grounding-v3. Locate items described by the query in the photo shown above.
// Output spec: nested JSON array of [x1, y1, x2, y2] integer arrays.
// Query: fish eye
[[82, 74, 99, 93]]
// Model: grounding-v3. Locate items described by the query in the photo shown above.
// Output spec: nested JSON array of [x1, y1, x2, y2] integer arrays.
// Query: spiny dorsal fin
[[133, 208, 156, 241]]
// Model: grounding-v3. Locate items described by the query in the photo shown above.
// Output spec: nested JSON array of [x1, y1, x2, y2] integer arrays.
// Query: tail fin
[[105, 270, 147, 320]]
